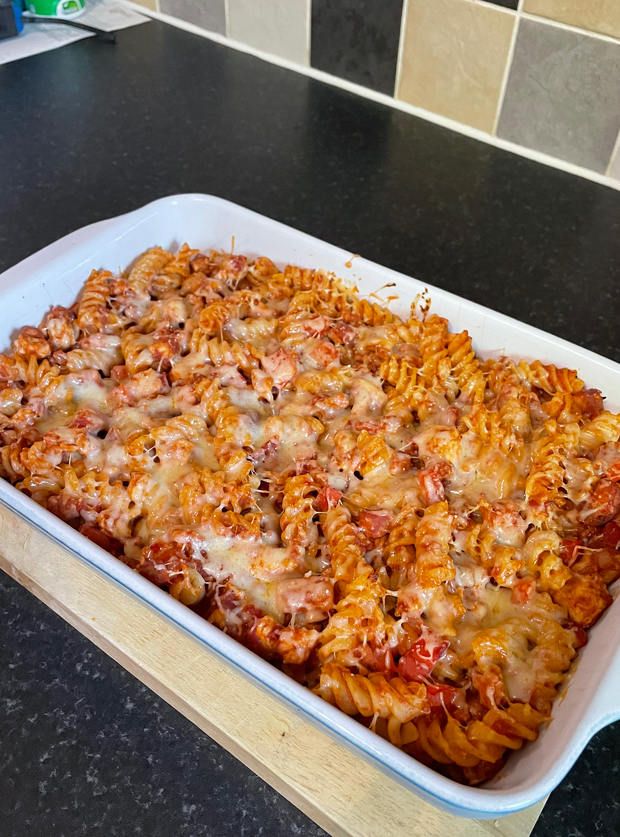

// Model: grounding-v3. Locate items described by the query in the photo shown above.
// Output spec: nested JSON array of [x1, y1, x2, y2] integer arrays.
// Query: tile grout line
[[122, 2, 620, 191], [305, 0, 311, 67], [491, 6, 521, 136], [224, 0, 230, 38], [463, 0, 515, 18], [605, 127, 620, 177], [393, 0, 410, 99]]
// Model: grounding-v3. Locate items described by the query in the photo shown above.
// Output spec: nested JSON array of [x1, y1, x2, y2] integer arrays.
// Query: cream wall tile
[[523, 1, 620, 40], [160, 0, 225, 34], [227, 0, 310, 66], [132, 0, 157, 9], [396, 0, 516, 133]]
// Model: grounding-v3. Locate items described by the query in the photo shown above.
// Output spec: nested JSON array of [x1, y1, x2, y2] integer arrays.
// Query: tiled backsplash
[[135, 0, 620, 183]]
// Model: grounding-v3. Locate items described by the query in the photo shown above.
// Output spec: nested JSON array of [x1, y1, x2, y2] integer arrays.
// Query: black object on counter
[[21, 12, 116, 43], [0, 20, 619, 837]]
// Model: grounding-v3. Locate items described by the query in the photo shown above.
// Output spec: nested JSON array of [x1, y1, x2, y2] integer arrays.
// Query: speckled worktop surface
[[0, 19, 619, 837]]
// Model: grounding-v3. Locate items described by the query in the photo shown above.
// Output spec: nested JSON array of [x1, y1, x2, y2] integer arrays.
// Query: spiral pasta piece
[[318, 573, 389, 666], [411, 702, 548, 775], [446, 330, 485, 404], [385, 504, 418, 580], [280, 474, 319, 562], [525, 421, 580, 523], [126, 246, 173, 296], [77, 269, 121, 335], [379, 356, 424, 411], [356, 430, 392, 477], [580, 411, 620, 451], [415, 501, 454, 588], [316, 664, 427, 723], [0, 442, 29, 481], [417, 314, 450, 388], [190, 332, 259, 373], [323, 505, 369, 583], [518, 360, 584, 394], [465, 523, 520, 586], [522, 530, 571, 592]]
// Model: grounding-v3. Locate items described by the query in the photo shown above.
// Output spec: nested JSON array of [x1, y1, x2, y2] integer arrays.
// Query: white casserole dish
[[0, 193, 618, 818]]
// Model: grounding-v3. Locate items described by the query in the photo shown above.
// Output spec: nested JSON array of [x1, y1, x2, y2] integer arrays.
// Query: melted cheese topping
[[449, 587, 567, 703], [2, 245, 618, 788]]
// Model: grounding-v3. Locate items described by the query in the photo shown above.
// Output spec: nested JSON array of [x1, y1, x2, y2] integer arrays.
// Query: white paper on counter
[[0, 0, 149, 66]]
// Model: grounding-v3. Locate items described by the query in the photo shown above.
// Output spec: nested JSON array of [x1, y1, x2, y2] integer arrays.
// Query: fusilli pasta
[[2, 244, 618, 787]]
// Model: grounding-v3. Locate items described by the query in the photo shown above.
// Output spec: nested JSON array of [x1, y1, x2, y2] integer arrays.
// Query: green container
[[27, 0, 85, 17]]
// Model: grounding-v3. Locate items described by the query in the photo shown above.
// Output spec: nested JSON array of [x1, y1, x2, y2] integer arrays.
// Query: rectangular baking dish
[[1, 194, 618, 818]]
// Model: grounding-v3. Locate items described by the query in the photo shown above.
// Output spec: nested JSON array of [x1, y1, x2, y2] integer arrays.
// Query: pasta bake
[[1, 245, 618, 785]]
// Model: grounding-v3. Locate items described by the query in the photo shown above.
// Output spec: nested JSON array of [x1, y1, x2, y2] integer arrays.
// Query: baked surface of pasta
[[1, 245, 619, 785]]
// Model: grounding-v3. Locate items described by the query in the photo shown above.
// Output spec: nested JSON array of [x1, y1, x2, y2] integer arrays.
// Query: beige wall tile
[[523, 1, 620, 40], [132, 0, 158, 9], [609, 136, 620, 180], [227, 0, 310, 66], [397, 0, 516, 133]]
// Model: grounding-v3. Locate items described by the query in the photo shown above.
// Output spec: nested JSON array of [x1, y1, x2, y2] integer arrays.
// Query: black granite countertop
[[0, 19, 618, 837]]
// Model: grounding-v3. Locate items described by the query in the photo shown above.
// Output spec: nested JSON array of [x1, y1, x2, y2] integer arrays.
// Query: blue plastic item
[[0, 0, 24, 38]]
